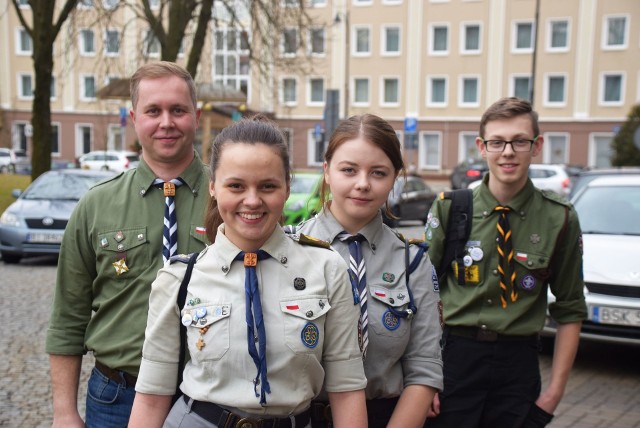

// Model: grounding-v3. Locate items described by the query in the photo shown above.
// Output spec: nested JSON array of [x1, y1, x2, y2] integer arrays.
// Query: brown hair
[[129, 61, 197, 109], [204, 115, 291, 242], [320, 114, 405, 214], [479, 97, 540, 138]]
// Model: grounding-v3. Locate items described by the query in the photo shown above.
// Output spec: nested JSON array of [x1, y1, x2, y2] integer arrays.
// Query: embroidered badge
[[294, 277, 306, 290], [100, 237, 109, 248], [112, 258, 129, 275], [114, 231, 125, 242], [426, 228, 433, 241], [429, 218, 440, 229], [382, 310, 401, 331], [530, 234, 541, 244], [382, 272, 395, 283], [301, 322, 319, 348], [521, 274, 537, 291]]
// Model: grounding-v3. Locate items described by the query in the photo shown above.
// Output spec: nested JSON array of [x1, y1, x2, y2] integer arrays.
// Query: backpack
[[437, 189, 473, 286]]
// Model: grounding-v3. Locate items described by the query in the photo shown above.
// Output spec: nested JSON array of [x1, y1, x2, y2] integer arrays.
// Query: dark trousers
[[426, 329, 541, 428], [311, 397, 398, 428]]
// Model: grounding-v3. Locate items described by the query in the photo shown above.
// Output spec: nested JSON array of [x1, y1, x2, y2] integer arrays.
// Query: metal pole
[[530, 0, 540, 107]]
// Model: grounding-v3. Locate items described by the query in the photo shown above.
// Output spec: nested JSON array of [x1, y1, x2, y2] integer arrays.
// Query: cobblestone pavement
[[1, 249, 640, 427]]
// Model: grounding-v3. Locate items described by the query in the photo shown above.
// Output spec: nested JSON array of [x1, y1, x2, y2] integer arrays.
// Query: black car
[[382, 176, 437, 227], [450, 159, 488, 189]]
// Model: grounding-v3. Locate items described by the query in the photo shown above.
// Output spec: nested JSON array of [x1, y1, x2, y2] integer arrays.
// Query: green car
[[284, 172, 323, 226]]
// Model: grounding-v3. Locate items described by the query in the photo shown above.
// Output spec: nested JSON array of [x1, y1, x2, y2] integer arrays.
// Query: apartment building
[[1, 0, 638, 177]]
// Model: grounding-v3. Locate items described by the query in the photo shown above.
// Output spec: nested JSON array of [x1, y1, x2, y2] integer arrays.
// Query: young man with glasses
[[424, 97, 586, 427]]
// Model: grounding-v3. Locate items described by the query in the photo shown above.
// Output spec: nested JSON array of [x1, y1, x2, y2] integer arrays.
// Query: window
[[102, 0, 118, 9], [590, 134, 614, 168], [310, 28, 325, 55], [213, 29, 250, 96], [382, 25, 401, 55], [81, 75, 97, 100], [282, 78, 297, 104], [77, 124, 93, 155], [544, 74, 566, 106], [427, 76, 447, 107], [600, 73, 624, 105], [354, 78, 370, 105], [513, 21, 534, 52], [459, 76, 479, 106], [282, 28, 298, 56], [50, 77, 57, 99], [511, 75, 531, 100], [548, 19, 569, 51], [16, 28, 32, 54], [461, 23, 481, 54], [419, 132, 442, 170], [51, 123, 61, 155], [12, 122, 29, 153], [603, 15, 627, 49], [354, 26, 370, 55], [18, 74, 33, 99], [381, 77, 399, 105], [144, 30, 160, 56], [543, 133, 568, 164], [308, 78, 324, 105], [105, 30, 120, 55], [430, 24, 448, 55], [307, 129, 325, 167], [79, 29, 96, 55]]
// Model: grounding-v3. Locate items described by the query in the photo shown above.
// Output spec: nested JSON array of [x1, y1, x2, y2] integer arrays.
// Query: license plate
[[590, 306, 640, 327], [27, 233, 63, 244]]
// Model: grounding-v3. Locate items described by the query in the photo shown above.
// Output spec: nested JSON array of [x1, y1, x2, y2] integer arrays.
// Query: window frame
[[281, 77, 298, 106], [380, 76, 400, 107], [16, 27, 32, 55], [429, 23, 449, 56], [602, 14, 628, 50], [546, 18, 570, 52], [512, 20, 535, 54], [309, 27, 326, 56], [458, 75, 480, 107], [80, 74, 97, 101], [542, 132, 570, 164], [543, 73, 568, 107], [18, 73, 34, 100], [307, 77, 325, 106], [460, 21, 481, 55], [418, 131, 443, 171], [426, 75, 448, 107], [509, 74, 532, 100], [353, 25, 371, 56], [104, 29, 121, 56], [79, 28, 96, 56], [599, 72, 625, 106], [381, 24, 401, 56], [353, 77, 370, 106]]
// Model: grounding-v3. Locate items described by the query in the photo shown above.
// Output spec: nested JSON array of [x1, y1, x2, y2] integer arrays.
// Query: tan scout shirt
[[136, 225, 366, 417], [296, 209, 444, 398]]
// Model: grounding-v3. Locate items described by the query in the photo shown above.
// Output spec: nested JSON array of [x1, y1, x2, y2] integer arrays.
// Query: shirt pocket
[[280, 296, 330, 354], [97, 227, 151, 273], [184, 303, 231, 362], [368, 283, 411, 339], [189, 224, 209, 249], [513, 248, 552, 293]]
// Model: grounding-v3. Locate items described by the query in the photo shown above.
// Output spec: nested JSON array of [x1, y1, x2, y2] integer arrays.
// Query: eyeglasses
[[482, 137, 538, 152]]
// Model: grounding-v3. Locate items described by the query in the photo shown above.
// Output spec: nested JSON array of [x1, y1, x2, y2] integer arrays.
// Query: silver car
[[0, 169, 114, 263], [543, 174, 640, 345]]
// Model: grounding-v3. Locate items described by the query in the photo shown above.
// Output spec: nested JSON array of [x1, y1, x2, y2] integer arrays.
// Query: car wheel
[[1, 252, 22, 264]]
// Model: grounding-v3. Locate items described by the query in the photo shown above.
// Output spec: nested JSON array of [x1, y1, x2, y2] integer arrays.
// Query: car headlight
[[288, 200, 305, 211], [0, 211, 21, 227]]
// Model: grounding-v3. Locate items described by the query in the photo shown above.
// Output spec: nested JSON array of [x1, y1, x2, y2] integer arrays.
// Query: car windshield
[[22, 173, 106, 201], [290, 175, 319, 194], [574, 185, 640, 236]]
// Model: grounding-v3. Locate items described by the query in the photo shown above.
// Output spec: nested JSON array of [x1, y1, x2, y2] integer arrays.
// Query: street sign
[[404, 117, 417, 134]]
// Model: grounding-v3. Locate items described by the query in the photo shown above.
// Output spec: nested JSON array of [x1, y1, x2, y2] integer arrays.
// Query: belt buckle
[[235, 417, 261, 428], [476, 328, 498, 342]]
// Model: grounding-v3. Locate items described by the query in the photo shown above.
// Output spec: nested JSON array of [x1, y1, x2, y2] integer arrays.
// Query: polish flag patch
[[195, 227, 206, 234], [374, 290, 387, 297], [516, 252, 528, 261], [286, 305, 299, 310]]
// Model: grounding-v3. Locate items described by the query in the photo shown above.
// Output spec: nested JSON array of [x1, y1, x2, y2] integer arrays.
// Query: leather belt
[[94, 360, 137, 387], [184, 394, 311, 428], [445, 325, 538, 343], [311, 397, 399, 424]]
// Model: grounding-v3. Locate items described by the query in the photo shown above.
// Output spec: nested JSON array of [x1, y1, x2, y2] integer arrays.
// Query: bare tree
[[11, 0, 80, 180]]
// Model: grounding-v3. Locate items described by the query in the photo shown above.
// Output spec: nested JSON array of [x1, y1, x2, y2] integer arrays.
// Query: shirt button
[[221, 265, 229, 273], [480, 324, 488, 330], [487, 299, 492, 305], [492, 269, 498, 275], [306, 311, 314, 318], [371, 243, 376, 251], [483, 210, 489, 217]]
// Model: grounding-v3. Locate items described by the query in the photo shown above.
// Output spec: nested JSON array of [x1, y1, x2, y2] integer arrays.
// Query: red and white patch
[[516, 252, 528, 261]]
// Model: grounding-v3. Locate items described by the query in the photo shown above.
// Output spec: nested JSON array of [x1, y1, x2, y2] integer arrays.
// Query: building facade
[[1, 0, 638, 178]]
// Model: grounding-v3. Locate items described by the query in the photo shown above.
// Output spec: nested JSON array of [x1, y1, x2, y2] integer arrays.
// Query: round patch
[[463, 255, 473, 267], [301, 322, 319, 348], [521, 274, 537, 291], [382, 272, 395, 283], [382, 310, 401, 331], [430, 218, 440, 229], [426, 228, 433, 241], [469, 247, 484, 261]]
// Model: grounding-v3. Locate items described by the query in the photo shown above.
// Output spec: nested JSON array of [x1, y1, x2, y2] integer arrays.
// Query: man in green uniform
[[46, 62, 209, 428], [426, 97, 587, 427]]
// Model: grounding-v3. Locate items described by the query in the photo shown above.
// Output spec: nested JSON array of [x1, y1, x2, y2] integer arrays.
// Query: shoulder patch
[[288, 233, 331, 249], [169, 253, 193, 264], [539, 189, 571, 207]]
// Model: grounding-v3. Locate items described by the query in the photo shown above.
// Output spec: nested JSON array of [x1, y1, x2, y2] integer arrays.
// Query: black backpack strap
[[173, 252, 198, 404], [438, 189, 473, 285]]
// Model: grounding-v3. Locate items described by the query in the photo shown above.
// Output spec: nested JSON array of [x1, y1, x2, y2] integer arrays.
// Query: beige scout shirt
[[136, 225, 366, 417], [297, 209, 444, 398]]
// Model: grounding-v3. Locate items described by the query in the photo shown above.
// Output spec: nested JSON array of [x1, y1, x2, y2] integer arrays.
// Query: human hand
[[426, 392, 440, 418]]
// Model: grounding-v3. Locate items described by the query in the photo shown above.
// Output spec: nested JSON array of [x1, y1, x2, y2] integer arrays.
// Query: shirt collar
[[136, 150, 208, 197], [213, 225, 289, 274], [313, 207, 384, 252], [476, 173, 536, 216]]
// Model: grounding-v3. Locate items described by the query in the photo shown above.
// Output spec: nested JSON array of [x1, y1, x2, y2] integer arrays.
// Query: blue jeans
[[85, 366, 136, 428]]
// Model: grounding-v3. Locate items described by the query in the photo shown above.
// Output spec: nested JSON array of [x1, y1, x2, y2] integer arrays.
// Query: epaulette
[[91, 171, 125, 188], [539, 189, 571, 207], [169, 253, 193, 264], [287, 233, 331, 249]]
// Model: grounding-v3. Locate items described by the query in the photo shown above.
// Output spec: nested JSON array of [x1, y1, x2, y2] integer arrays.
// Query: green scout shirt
[[426, 175, 587, 336], [46, 153, 210, 375]]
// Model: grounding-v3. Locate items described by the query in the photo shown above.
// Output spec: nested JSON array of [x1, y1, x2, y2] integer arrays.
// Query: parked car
[[543, 174, 640, 345], [78, 150, 140, 172], [467, 163, 572, 197], [382, 175, 437, 227], [283, 172, 323, 225], [450, 159, 489, 190], [0, 169, 115, 263], [569, 167, 640, 199], [0, 148, 16, 173]]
